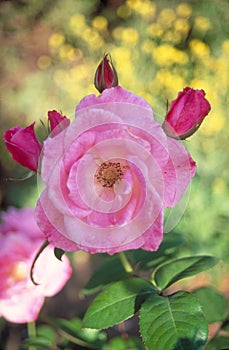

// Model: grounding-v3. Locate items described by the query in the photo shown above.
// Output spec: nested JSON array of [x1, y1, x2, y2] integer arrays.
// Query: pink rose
[[4, 123, 42, 171], [162, 87, 211, 140], [35, 86, 196, 255], [48, 110, 70, 137], [0, 207, 72, 323], [94, 53, 118, 93]]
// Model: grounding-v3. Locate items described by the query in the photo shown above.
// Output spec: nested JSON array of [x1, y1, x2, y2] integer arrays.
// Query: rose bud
[[4, 123, 42, 172], [48, 110, 70, 136], [94, 53, 118, 93], [162, 87, 211, 140]]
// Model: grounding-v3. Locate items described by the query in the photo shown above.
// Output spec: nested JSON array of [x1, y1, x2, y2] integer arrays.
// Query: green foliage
[[140, 291, 208, 350], [22, 325, 56, 349], [49, 317, 107, 349], [83, 232, 186, 296], [83, 278, 156, 329], [83, 255, 128, 295], [132, 232, 186, 270], [206, 335, 229, 350], [103, 337, 145, 350], [193, 287, 228, 323], [153, 256, 219, 290]]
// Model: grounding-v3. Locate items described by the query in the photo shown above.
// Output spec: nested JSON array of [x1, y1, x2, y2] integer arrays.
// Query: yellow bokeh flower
[[117, 4, 132, 19], [82, 28, 104, 50], [156, 69, 185, 92], [59, 44, 75, 61], [163, 30, 182, 44], [110, 47, 136, 86], [158, 8, 176, 28], [111, 47, 132, 66], [49, 33, 65, 48], [189, 39, 210, 57], [152, 44, 188, 66], [126, 0, 156, 20], [222, 39, 229, 55], [112, 27, 124, 41], [147, 23, 163, 38], [174, 18, 190, 36], [176, 3, 192, 18], [121, 28, 139, 46], [69, 14, 86, 34], [199, 112, 225, 135], [194, 16, 211, 33], [92, 16, 108, 31]]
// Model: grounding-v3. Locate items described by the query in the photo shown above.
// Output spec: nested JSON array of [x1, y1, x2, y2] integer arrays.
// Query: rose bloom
[[0, 207, 72, 323], [36, 87, 196, 255]]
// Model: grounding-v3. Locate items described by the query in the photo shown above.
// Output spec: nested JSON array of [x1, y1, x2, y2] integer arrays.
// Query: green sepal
[[54, 247, 65, 261], [30, 240, 50, 285]]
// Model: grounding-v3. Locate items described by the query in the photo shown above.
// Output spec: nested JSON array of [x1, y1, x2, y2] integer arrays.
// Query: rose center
[[95, 161, 127, 188]]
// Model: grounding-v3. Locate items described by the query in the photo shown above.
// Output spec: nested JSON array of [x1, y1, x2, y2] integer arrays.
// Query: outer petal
[[76, 86, 152, 112], [162, 138, 196, 207], [35, 194, 80, 252], [105, 211, 164, 255]]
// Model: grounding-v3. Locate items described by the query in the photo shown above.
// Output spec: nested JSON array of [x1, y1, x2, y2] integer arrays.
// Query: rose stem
[[27, 321, 36, 350], [118, 252, 133, 274]]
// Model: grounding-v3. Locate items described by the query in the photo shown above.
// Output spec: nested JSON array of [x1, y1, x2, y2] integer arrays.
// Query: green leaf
[[102, 336, 145, 350], [37, 325, 55, 343], [206, 335, 229, 350], [54, 247, 65, 261], [22, 336, 54, 349], [83, 278, 156, 329], [132, 232, 186, 270], [193, 287, 228, 323], [22, 325, 56, 349], [83, 255, 128, 295], [48, 317, 107, 349], [154, 255, 219, 290], [140, 291, 208, 350]]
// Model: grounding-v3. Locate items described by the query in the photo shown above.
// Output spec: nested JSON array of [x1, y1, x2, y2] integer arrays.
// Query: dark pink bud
[[162, 87, 211, 140], [4, 123, 42, 171], [94, 53, 118, 93], [48, 110, 70, 137]]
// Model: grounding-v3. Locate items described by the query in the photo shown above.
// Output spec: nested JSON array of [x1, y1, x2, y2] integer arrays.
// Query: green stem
[[118, 252, 133, 274], [27, 321, 36, 350]]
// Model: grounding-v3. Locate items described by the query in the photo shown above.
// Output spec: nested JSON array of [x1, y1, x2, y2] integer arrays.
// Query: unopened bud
[[94, 53, 118, 93]]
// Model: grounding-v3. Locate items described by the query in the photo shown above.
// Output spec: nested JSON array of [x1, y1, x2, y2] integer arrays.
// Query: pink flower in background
[[0, 207, 72, 324], [4, 123, 42, 171], [162, 87, 211, 140], [48, 110, 70, 137], [35, 86, 196, 255]]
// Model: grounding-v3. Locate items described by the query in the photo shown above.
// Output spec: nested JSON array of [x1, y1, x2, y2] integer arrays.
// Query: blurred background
[[0, 0, 228, 346]]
